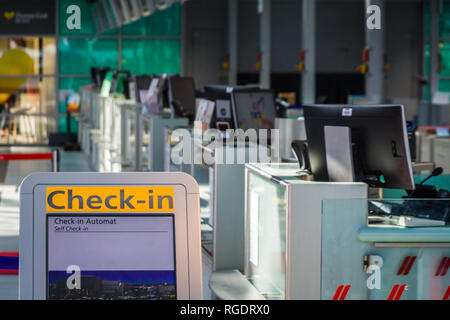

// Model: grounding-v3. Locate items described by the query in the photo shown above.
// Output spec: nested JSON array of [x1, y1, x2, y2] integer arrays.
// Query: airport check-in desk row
[[78, 87, 189, 172], [76, 88, 450, 300]]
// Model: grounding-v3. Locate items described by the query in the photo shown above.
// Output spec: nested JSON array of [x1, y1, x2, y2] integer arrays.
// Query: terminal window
[[47, 214, 176, 300]]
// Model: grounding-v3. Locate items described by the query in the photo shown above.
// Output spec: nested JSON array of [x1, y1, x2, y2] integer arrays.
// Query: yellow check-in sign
[[46, 186, 174, 213]]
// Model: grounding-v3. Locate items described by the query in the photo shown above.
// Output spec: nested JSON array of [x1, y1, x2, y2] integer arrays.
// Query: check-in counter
[[164, 128, 272, 267], [117, 105, 188, 172], [275, 117, 306, 162], [434, 137, 450, 174], [78, 88, 133, 172], [78, 91, 188, 173], [321, 198, 450, 300], [417, 126, 450, 166], [93, 97, 134, 172], [136, 115, 189, 172], [78, 87, 99, 158], [120, 103, 140, 171], [164, 126, 192, 174], [209, 163, 367, 300], [78, 86, 93, 152]]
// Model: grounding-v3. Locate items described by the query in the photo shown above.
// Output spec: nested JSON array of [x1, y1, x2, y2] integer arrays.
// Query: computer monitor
[[168, 76, 196, 119], [194, 98, 215, 128], [152, 74, 171, 109], [100, 71, 114, 97], [141, 77, 164, 115], [303, 104, 415, 190], [231, 89, 276, 130], [90, 67, 110, 88], [110, 70, 131, 95], [201, 90, 235, 130], [126, 75, 153, 102]]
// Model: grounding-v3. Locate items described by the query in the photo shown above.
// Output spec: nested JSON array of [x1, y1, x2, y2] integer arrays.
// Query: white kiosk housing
[[19, 172, 202, 300]]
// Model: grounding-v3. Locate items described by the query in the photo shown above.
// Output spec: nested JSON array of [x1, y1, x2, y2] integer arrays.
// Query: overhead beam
[[120, 0, 132, 23], [144, 0, 156, 16], [95, 2, 108, 31], [109, 0, 124, 26], [130, 0, 143, 21], [101, 0, 116, 28]]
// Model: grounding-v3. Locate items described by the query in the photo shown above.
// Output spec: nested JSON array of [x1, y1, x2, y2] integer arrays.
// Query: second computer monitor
[[303, 104, 415, 190], [168, 76, 196, 118], [231, 89, 276, 130]]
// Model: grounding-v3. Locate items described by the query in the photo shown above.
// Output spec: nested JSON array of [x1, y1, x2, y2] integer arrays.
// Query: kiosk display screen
[[47, 214, 176, 300]]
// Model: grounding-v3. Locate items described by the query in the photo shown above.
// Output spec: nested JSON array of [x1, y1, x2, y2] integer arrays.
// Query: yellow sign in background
[[46, 186, 175, 213]]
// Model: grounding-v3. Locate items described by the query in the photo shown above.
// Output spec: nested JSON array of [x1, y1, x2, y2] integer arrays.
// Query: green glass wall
[[59, 38, 119, 75], [57, 0, 182, 133], [122, 6, 181, 36], [424, 1, 450, 101], [122, 39, 181, 74]]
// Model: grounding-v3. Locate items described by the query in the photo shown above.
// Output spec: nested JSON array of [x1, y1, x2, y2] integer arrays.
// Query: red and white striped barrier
[[0, 150, 59, 172]]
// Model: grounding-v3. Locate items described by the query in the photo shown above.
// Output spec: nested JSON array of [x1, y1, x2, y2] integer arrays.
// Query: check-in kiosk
[[19, 172, 202, 300]]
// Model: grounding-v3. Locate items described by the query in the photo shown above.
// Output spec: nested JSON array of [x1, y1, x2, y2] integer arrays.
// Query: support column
[[181, 1, 188, 76], [365, 0, 385, 104], [301, 0, 316, 105], [429, 0, 440, 104], [228, 0, 238, 86], [259, 0, 271, 89]]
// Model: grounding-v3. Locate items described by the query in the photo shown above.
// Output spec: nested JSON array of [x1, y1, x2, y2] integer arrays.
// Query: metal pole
[[55, 0, 60, 138], [365, 0, 385, 104], [228, 0, 238, 86], [102, 0, 116, 29], [301, 0, 316, 104], [120, 0, 132, 23], [429, 0, 441, 124], [135, 111, 142, 171], [181, 0, 188, 76], [259, 0, 271, 89], [51, 149, 60, 172]]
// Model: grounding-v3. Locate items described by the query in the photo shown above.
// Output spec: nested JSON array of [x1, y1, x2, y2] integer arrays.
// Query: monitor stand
[[324, 126, 385, 187], [324, 126, 355, 182]]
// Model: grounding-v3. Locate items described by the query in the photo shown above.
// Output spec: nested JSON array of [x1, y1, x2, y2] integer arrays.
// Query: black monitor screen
[[168, 77, 196, 116], [303, 104, 414, 190]]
